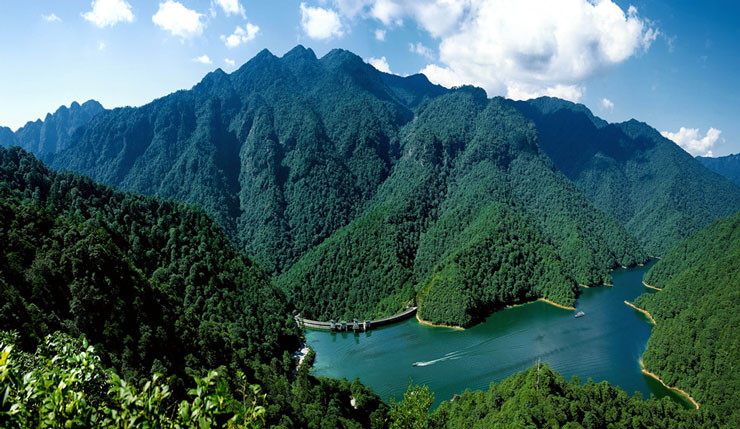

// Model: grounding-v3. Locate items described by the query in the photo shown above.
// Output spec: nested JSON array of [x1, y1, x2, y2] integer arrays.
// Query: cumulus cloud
[[366, 56, 392, 73], [42, 13, 62, 23], [601, 98, 614, 111], [661, 127, 722, 157], [409, 42, 434, 60], [375, 29, 386, 41], [300, 3, 343, 40], [334, 0, 658, 102], [221, 23, 259, 47], [214, 0, 245, 17], [82, 0, 134, 28], [224, 58, 236, 67], [152, 1, 204, 39], [193, 55, 213, 65]]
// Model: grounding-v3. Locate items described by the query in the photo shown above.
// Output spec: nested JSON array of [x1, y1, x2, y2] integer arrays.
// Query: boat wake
[[413, 350, 465, 367]]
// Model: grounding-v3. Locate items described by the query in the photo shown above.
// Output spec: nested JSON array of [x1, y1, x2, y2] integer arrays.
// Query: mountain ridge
[[0, 99, 104, 159], [513, 96, 740, 256]]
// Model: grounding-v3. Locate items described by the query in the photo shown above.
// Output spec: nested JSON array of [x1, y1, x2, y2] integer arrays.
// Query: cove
[[305, 261, 693, 408]]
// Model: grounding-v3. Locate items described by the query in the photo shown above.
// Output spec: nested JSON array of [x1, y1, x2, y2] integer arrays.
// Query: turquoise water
[[305, 261, 692, 408]]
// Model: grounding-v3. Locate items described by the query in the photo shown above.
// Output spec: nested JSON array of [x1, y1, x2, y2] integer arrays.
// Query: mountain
[[634, 209, 740, 426], [1, 100, 104, 159], [48, 46, 646, 326], [513, 97, 740, 256], [279, 87, 646, 326], [52, 46, 445, 271], [697, 153, 740, 186]]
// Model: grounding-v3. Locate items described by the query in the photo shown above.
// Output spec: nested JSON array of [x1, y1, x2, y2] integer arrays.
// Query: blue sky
[[1, 0, 738, 156]]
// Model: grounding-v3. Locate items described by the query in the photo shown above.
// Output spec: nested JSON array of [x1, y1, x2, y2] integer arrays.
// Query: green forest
[[635, 209, 740, 426], [0, 146, 388, 427]]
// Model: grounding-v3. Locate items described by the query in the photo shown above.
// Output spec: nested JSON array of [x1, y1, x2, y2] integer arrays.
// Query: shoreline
[[640, 360, 700, 410], [642, 281, 663, 291], [538, 298, 576, 310], [624, 300, 656, 325], [415, 313, 464, 330]]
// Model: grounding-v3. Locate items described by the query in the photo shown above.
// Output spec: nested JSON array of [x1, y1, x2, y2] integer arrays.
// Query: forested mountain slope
[[635, 209, 740, 426], [279, 87, 646, 326], [697, 153, 740, 186], [51, 46, 445, 273], [47, 47, 648, 327], [0, 100, 104, 159], [514, 97, 740, 256], [0, 146, 296, 385], [0, 146, 389, 427]]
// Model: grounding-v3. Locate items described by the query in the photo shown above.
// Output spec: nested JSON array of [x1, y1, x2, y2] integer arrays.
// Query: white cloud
[[601, 98, 614, 111], [366, 56, 392, 73], [214, 0, 245, 17], [300, 3, 343, 40], [661, 127, 722, 156], [152, 1, 204, 39], [220, 23, 259, 48], [375, 29, 386, 41], [98, 41, 107, 51], [42, 13, 62, 23], [82, 0, 134, 28], [224, 58, 236, 67], [409, 42, 434, 60], [193, 55, 213, 65], [334, 0, 658, 103]]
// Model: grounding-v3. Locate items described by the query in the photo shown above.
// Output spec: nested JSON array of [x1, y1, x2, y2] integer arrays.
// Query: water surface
[[306, 262, 690, 408]]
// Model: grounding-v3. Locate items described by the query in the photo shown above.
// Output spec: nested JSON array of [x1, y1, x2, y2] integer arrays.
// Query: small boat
[[574, 311, 585, 318], [412, 362, 420, 367]]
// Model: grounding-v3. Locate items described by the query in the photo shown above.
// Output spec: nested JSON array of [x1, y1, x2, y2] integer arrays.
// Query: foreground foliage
[[636, 209, 740, 426], [0, 331, 267, 428]]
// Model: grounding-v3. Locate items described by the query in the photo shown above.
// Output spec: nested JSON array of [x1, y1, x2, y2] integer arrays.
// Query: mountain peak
[[283, 44, 317, 61]]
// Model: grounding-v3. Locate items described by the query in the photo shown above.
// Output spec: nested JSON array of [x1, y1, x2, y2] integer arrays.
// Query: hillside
[[429, 364, 706, 428], [47, 47, 648, 326], [697, 153, 740, 186], [513, 97, 740, 256], [0, 100, 104, 159], [0, 146, 390, 427], [279, 87, 646, 326], [635, 209, 740, 425]]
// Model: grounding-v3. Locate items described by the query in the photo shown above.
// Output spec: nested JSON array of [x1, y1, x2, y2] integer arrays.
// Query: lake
[[305, 261, 691, 408]]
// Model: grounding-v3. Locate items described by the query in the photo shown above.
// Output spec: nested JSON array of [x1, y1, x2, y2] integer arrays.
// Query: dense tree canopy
[[0, 146, 388, 427], [635, 209, 740, 426], [430, 364, 709, 428]]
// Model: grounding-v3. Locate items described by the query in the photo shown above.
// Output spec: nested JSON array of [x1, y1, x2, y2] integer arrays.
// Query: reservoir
[[305, 261, 692, 408]]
